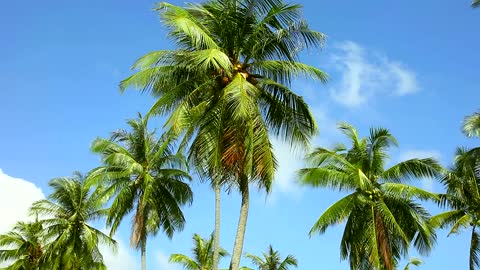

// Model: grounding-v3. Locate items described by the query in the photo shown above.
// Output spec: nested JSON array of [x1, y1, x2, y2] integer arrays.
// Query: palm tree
[[0, 221, 45, 270], [431, 147, 480, 270], [298, 123, 442, 270], [170, 233, 229, 270], [29, 172, 116, 270], [473, 0, 480, 8], [90, 113, 193, 270], [244, 245, 297, 270], [119, 1, 326, 269]]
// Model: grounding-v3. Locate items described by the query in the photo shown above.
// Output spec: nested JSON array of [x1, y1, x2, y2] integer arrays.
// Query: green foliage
[[403, 257, 422, 270], [29, 172, 116, 270], [90, 113, 193, 269], [169, 233, 229, 270], [120, 1, 326, 269], [244, 245, 298, 270], [473, 0, 480, 8], [0, 221, 45, 270], [299, 123, 442, 270], [463, 111, 480, 137], [431, 147, 480, 270]]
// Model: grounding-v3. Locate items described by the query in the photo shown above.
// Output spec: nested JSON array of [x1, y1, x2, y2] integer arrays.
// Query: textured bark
[[212, 183, 221, 270], [229, 177, 249, 270], [374, 209, 392, 270], [470, 225, 478, 270]]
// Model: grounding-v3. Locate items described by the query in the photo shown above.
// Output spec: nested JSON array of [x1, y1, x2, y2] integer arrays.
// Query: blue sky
[[1, 0, 479, 269]]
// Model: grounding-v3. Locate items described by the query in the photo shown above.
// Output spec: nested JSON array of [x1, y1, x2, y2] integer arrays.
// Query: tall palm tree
[[431, 147, 480, 270], [120, 1, 326, 269], [29, 172, 116, 270], [170, 233, 229, 270], [0, 221, 45, 270], [244, 245, 297, 270], [298, 123, 442, 270], [90, 113, 193, 270]]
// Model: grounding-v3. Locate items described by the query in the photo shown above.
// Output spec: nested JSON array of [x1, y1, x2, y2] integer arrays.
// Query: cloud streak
[[329, 41, 420, 107]]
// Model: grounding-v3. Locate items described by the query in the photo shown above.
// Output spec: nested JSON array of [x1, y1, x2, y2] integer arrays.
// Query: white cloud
[[0, 169, 45, 233], [155, 250, 181, 270], [271, 139, 304, 196], [398, 150, 442, 192], [101, 237, 137, 270], [329, 41, 420, 107]]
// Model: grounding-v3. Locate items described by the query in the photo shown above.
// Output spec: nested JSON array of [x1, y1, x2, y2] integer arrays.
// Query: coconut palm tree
[[431, 147, 480, 270], [119, 1, 326, 269], [244, 245, 297, 270], [29, 172, 116, 270], [90, 113, 193, 270], [298, 123, 442, 270], [0, 221, 45, 270], [170, 233, 229, 270]]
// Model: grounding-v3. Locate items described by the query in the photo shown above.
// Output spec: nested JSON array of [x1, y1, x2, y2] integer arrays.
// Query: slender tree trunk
[[229, 176, 249, 270], [141, 238, 147, 270], [470, 225, 477, 270], [212, 182, 221, 270]]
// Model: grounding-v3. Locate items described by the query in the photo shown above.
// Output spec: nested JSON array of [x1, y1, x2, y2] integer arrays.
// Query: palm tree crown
[[120, 1, 326, 269], [29, 172, 116, 270], [90, 113, 193, 270], [169, 233, 229, 270], [431, 147, 480, 270], [463, 111, 480, 138], [244, 245, 297, 270], [299, 123, 442, 270], [0, 221, 45, 270]]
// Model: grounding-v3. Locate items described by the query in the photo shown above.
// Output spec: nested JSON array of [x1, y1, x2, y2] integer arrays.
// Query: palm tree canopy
[[299, 123, 442, 270], [431, 147, 480, 270], [0, 221, 45, 270], [463, 111, 480, 137], [169, 233, 229, 270], [29, 172, 116, 270], [120, 0, 327, 191], [473, 0, 480, 8], [244, 245, 297, 270], [90, 113, 193, 249]]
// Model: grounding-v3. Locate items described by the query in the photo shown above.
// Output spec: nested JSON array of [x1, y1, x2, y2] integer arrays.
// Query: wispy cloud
[[329, 41, 420, 107], [155, 250, 181, 270], [101, 237, 137, 270]]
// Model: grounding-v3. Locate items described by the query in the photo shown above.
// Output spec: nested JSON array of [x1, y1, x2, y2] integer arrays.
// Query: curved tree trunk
[[229, 176, 249, 270], [141, 238, 147, 270], [212, 182, 221, 270]]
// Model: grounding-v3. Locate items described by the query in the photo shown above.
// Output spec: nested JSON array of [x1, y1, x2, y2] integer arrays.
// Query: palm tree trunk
[[141, 238, 147, 270], [212, 182, 221, 270], [229, 176, 249, 270], [470, 225, 478, 270]]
